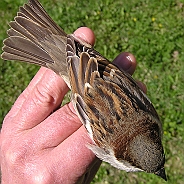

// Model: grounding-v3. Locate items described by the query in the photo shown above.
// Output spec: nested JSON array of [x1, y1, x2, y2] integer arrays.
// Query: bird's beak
[[155, 167, 167, 181]]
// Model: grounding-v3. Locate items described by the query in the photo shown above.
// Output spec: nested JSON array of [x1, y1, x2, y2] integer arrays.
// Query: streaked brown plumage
[[1, 0, 166, 180]]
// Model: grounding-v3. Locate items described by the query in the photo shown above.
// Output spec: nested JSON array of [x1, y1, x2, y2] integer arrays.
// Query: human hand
[[0, 27, 146, 184]]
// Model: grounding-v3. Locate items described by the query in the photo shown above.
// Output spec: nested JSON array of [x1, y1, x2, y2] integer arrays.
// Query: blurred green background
[[0, 0, 184, 183]]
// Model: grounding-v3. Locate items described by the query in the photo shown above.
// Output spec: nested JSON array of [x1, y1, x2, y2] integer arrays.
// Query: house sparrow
[[1, 0, 167, 181]]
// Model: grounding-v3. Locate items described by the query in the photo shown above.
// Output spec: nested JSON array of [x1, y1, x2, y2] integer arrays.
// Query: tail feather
[[2, 36, 53, 66], [24, 0, 67, 36], [1, 0, 70, 87]]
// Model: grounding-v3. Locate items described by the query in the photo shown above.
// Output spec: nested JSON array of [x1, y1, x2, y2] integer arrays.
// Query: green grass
[[0, 0, 184, 183]]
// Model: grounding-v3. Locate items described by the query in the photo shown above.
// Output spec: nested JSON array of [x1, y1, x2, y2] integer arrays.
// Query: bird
[[1, 0, 167, 181]]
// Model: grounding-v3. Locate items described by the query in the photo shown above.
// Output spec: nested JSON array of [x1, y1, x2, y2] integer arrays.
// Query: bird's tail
[[1, 0, 70, 85]]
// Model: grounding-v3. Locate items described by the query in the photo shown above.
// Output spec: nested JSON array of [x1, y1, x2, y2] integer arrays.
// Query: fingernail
[[113, 52, 132, 71]]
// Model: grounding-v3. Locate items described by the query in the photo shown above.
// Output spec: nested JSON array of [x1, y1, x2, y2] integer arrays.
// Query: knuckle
[[1, 142, 53, 184], [26, 167, 54, 184], [1, 133, 27, 168], [26, 169, 52, 184], [2, 142, 26, 167], [32, 83, 55, 107]]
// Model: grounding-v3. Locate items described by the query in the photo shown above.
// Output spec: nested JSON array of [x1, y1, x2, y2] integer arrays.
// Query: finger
[[24, 102, 82, 149], [15, 126, 97, 184], [136, 80, 147, 94], [113, 52, 147, 93], [47, 125, 98, 184], [4, 68, 69, 132], [74, 27, 96, 46], [113, 52, 137, 75], [4, 68, 51, 119]]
